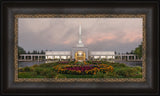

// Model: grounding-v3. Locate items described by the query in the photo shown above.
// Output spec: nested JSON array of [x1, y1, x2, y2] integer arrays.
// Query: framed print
[[15, 14, 146, 82], [1, 0, 159, 95]]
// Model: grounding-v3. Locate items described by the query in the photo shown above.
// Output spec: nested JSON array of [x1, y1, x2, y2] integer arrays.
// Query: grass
[[18, 72, 44, 78], [64, 74, 94, 78], [18, 61, 142, 78]]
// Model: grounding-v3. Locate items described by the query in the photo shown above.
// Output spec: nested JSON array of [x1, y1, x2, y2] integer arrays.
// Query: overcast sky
[[18, 18, 143, 53]]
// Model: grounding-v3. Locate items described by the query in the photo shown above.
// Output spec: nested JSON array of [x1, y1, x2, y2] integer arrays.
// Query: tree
[[130, 50, 134, 54], [37, 51, 39, 54], [133, 43, 142, 58], [18, 46, 26, 56], [40, 50, 45, 54], [32, 50, 37, 54], [27, 51, 30, 54]]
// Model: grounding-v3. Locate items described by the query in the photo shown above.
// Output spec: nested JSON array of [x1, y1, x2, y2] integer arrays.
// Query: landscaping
[[18, 61, 142, 78]]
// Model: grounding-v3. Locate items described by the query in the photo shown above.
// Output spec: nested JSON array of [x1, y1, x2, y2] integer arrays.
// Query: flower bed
[[53, 64, 113, 75]]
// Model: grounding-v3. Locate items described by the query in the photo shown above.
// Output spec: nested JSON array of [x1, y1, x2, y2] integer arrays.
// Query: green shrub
[[34, 67, 44, 75], [134, 66, 142, 72], [111, 63, 127, 68], [114, 67, 141, 78], [86, 60, 92, 64], [39, 63, 59, 67], [45, 71, 57, 78], [115, 69, 128, 77], [70, 61, 74, 64], [119, 63, 127, 67], [18, 68, 24, 72], [34, 67, 56, 78], [76, 62, 83, 65], [32, 64, 39, 67], [23, 66, 33, 72], [40, 68, 55, 75], [39, 68, 51, 75], [105, 72, 118, 78]]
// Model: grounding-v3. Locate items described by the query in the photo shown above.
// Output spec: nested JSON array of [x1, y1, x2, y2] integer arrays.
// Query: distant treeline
[[18, 46, 45, 55], [115, 42, 142, 58], [18, 42, 142, 58], [126, 42, 142, 58]]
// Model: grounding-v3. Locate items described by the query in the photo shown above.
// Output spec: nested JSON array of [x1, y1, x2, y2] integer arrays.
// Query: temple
[[19, 25, 142, 62], [45, 25, 115, 62]]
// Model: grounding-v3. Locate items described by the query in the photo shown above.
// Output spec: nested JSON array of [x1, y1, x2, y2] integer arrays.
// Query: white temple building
[[45, 25, 115, 61]]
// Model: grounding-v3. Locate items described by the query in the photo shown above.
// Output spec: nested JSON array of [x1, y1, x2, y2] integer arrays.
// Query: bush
[[40, 68, 51, 75], [70, 61, 74, 64], [18, 68, 24, 72], [105, 72, 118, 78], [45, 72, 57, 78], [115, 69, 128, 77], [23, 66, 33, 72], [34, 67, 44, 75], [134, 66, 142, 72], [111, 63, 127, 68], [39, 68, 56, 78], [86, 60, 92, 64], [32, 64, 39, 67], [39, 63, 58, 67], [114, 67, 141, 78]]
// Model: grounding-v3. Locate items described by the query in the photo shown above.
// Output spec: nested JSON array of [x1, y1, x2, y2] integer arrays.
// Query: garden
[[18, 61, 142, 78]]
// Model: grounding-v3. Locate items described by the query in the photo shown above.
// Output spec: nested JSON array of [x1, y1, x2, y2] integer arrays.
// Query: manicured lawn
[[18, 72, 45, 78], [18, 61, 142, 78]]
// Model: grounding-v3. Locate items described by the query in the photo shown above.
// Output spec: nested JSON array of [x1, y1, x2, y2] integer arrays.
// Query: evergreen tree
[[28, 51, 30, 54], [32, 50, 36, 54], [18, 46, 26, 56], [41, 50, 45, 54]]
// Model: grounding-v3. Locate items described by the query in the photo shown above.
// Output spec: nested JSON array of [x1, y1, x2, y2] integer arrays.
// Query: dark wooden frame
[[1, 0, 159, 95]]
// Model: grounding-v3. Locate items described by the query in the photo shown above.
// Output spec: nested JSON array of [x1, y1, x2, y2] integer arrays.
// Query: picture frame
[[1, 0, 159, 95], [15, 14, 146, 83]]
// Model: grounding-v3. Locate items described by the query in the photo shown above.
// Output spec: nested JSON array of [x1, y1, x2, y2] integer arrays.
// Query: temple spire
[[79, 25, 82, 44], [77, 25, 84, 47]]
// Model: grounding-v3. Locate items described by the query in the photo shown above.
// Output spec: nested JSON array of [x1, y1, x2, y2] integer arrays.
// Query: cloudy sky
[[18, 18, 143, 53]]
